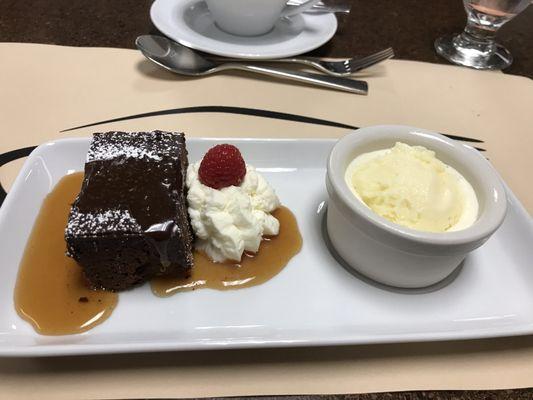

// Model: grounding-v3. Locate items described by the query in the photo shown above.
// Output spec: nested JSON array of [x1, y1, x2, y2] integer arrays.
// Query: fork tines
[[347, 47, 395, 73]]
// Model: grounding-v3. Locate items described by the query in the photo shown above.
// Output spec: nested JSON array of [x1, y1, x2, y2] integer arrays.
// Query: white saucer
[[150, 0, 338, 59]]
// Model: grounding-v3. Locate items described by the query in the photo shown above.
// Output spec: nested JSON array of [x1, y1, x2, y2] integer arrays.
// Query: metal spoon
[[287, 0, 351, 14], [135, 35, 368, 95]]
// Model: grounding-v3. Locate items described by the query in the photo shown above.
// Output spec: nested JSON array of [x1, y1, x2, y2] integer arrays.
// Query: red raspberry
[[198, 144, 246, 189]]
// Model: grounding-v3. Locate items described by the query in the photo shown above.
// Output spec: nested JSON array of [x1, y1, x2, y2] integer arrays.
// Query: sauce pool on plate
[[151, 206, 302, 296], [14, 172, 118, 335], [14, 172, 302, 335]]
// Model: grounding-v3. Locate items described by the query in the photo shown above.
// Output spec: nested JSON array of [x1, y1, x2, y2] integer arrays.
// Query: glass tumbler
[[435, 0, 531, 70]]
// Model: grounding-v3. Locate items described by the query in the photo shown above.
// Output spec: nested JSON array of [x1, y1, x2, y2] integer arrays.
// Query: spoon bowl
[[136, 35, 217, 75]]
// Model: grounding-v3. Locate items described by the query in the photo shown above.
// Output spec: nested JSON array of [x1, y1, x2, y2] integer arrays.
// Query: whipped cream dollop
[[186, 162, 280, 262]]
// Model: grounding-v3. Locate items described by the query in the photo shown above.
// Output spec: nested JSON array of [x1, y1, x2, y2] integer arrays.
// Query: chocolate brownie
[[65, 131, 193, 291]]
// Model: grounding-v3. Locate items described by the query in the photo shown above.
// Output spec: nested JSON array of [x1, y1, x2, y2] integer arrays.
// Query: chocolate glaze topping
[[65, 131, 193, 291]]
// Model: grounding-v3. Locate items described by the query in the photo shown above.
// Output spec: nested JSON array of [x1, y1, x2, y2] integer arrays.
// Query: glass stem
[[464, 20, 497, 42], [458, 19, 498, 54]]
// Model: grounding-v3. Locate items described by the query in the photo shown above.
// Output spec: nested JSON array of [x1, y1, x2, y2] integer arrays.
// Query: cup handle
[[281, 0, 321, 18]]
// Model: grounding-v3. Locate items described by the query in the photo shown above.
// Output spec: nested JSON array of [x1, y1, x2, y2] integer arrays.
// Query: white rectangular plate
[[0, 137, 532, 357]]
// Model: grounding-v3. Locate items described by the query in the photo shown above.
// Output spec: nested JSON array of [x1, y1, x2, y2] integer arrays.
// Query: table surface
[[1, 1, 532, 399], [0, 0, 532, 78]]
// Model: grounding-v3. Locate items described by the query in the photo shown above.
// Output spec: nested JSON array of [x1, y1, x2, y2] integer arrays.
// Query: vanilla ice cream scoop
[[345, 142, 478, 233]]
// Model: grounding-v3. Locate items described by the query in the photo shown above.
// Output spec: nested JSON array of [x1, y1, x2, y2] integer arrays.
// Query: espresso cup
[[205, 0, 320, 36]]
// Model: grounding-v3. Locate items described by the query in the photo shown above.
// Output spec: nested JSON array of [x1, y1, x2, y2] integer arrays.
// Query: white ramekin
[[326, 125, 507, 288]]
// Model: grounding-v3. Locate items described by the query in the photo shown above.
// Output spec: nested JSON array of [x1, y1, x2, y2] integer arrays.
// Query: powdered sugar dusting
[[66, 208, 142, 237], [87, 131, 182, 162]]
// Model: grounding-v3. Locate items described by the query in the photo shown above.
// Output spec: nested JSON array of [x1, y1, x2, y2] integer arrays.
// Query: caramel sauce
[[14, 172, 118, 335], [14, 173, 302, 334], [151, 206, 302, 296]]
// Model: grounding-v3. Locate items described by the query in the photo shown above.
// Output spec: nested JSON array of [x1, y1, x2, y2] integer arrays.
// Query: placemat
[[0, 43, 532, 400]]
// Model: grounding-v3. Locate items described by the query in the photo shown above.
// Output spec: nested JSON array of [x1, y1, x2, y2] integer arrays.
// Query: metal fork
[[211, 48, 395, 77], [272, 48, 395, 76]]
